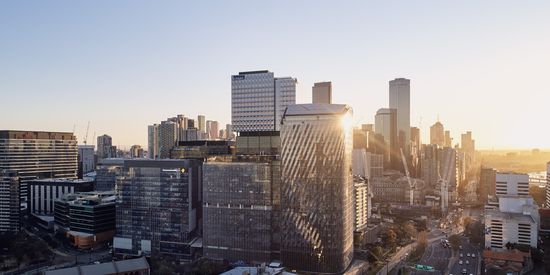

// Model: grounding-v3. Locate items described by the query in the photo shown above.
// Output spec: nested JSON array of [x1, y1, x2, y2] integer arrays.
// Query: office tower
[[0, 131, 78, 204], [444, 130, 452, 148], [158, 121, 177, 158], [225, 124, 235, 140], [539, 209, 550, 274], [113, 159, 202, 261], [353, 176, 369, 232], [197, 115, 206, 134], [430, 121, 445, 147], [95, 158, 125, 191], [97, 134, 117, 160], [352, 149, 383, 179], [206, 120, 219, 139], [0, 171, 20, 233], [496, 173, 529, 196], [203, 161, 280, 263], [54, 191, 116, 249], [461, 131, 475, 155], [187, 119, 195, 129], [129, 145, 144, 158], [312, 81, 332, 104], [28, 178, 94, 215], [231, 70, 296, 132], [280, 104, 354, 273], [547, 162, 550, 208], [479, 167, 497, 204], [218, 129, 225, 140], [420, 144, 440, 187], [147, 124, 159, 159], [78, 145, 95, 177], [485, 173, 539, 251], [182, 128, 199, 142], [375, 108, 398, 169], [389, 78, 410, 155]]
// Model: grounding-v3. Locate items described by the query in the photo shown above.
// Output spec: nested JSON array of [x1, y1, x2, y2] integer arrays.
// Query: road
[[409, 231, 452, 275], [449, 236, 480, 275]]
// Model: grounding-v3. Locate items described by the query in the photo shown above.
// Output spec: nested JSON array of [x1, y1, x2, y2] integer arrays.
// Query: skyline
[[1, 1, 550, 149]]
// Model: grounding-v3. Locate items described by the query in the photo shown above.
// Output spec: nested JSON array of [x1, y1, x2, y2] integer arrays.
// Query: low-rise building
[[54, 191, 116, 249], [171, 140, 235, 159], [44, 257, 150, 275], [28, 178, 94, 216]]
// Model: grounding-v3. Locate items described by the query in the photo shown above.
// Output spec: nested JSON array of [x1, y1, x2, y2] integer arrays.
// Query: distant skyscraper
[[158, 121, 177, 159], [0, 171, 20, 233], [206, 120, 219, 139], [410, 127, 421, 176], [0, 131, 77, 203], [430, 121, 445, 147], [231, 70, 296, 132], [78, 145, 95, 177], [97, 134, 117, 160], [129, 145, 144, 158], [280, 104, 354, 273], [312, 81, 332, 104], [225, 124, 235, 140], [389, 78, 411, 155], [375, 108, 398, 169], [147, 124, 159, 159], [444, 130, 452, 148], [197, 115, 206, 134]]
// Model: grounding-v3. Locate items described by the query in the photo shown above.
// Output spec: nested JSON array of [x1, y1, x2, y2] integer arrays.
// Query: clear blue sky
[[1, 1, 549, 149]]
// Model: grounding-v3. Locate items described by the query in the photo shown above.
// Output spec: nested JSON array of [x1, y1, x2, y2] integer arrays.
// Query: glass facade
[[280, 104, 354, 274], [114, 159, 201, 261], [203, 161, 280, 263], [0, 171, 20, 233]]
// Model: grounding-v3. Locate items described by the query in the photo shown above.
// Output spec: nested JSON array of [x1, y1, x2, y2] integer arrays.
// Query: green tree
[[403, 223, 418, 240], [381, 229, 398, 248]]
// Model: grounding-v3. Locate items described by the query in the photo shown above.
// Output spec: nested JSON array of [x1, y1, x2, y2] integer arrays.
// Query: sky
[[1, 1, 549, 149]]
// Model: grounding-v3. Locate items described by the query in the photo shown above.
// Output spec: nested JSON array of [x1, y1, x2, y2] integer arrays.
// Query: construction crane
[[400, 148, 415, 206], [438, 151, 454, 213], [83, 121, 90, 145]]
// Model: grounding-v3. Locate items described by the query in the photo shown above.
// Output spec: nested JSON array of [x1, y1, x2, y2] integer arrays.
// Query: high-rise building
[[410, 127, 421, 177], [389, 78, 410, 155], [113, 159, 202, 261], [97, 134, 117, 160], [0, 131, 78, 204], [280, 104, 354, 273], [203, 161, 280, 263], [444, 130, 452, 148], [95, 158, 125, 191], [197, 115, 206, 135], [461, 131, 475, 155], [158, 121, 177, 159], [353, 176, 369, 232], [375, 108, 398, 169], [78, 145, 95, 177], [231, 70, 296, 132], [479, 167, 497, 204], [312, 82, 332, 104], [485, 173, 539, 251], [352, 149, 383, 179], [147, 124, 159, 159], [0, 171, 20, 233], [430, 121, 445, 147], [129, 145, 144, 158], [206, 120, 219, 140]]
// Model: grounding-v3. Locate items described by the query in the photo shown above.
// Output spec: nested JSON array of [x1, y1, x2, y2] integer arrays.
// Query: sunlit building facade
[[280, 104, 354, 273]]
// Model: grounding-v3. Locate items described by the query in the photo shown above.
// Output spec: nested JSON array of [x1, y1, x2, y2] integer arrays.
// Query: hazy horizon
[[1, 1, 549, 149]]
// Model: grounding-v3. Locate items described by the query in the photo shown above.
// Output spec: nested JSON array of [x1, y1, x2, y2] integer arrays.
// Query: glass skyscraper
[[280, 104, 354, 273]]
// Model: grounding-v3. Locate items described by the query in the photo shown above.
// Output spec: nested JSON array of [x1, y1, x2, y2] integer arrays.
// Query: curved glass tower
[[280, 104, 354, 274]]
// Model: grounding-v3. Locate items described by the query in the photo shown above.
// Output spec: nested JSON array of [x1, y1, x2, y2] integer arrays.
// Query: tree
[[417, 231, 428, 248], [381, 229, 398, 248], [403, 223, 418, 240], [449, 234, 461, 250]]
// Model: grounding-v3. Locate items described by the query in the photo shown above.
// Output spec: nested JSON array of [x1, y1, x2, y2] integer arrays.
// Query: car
[[461, 269, 467, 274], [459, 260, 463, 265], [466, 253, 470, 257], [466, 260, 469, 264], [472, 253, 476, 258], [459, 245, 463, 250], [460, 253, 463, 257]]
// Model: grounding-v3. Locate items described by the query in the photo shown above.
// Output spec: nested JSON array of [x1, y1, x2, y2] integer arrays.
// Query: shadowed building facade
[[280, 104, 354, 274]]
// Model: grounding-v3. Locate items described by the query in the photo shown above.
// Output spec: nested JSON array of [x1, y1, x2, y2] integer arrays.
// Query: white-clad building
[[231, 70, 296, 132], [485, 173, 540, 251], [546, 162, 550, 208]]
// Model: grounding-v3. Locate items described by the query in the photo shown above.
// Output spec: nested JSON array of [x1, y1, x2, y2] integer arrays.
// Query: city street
[[449, 236, 480, 275], [410, 233, 452, 275]]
